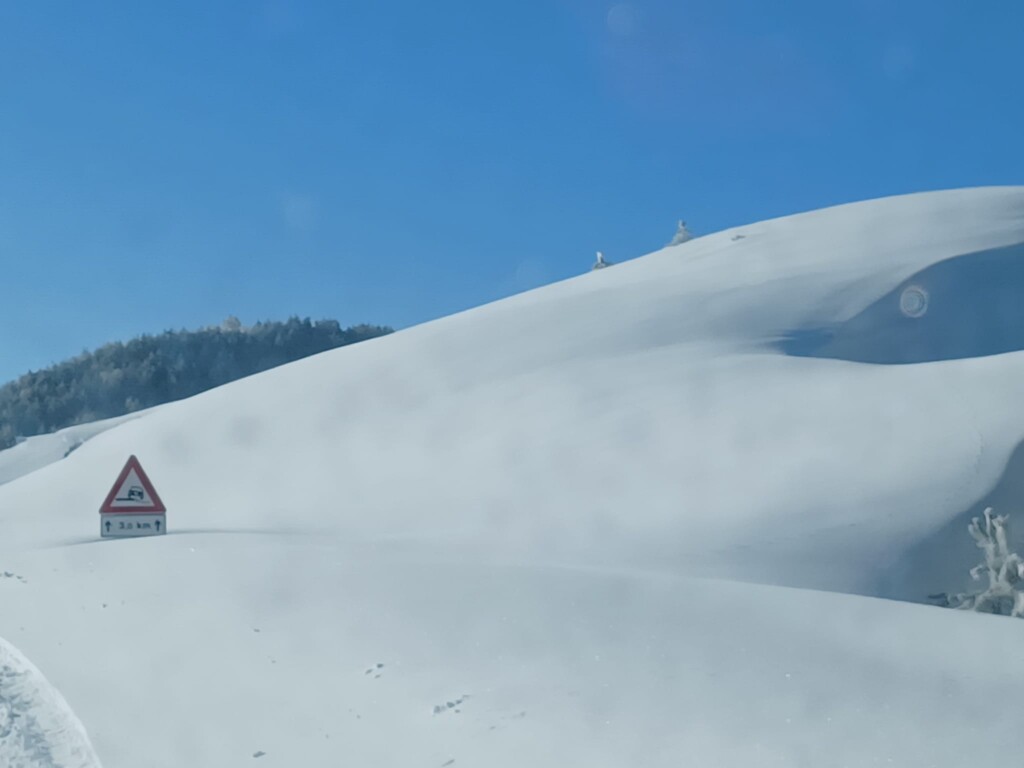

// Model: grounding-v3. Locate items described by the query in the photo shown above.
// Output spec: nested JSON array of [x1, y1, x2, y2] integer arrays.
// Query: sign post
[[99, 455, 167, 538]]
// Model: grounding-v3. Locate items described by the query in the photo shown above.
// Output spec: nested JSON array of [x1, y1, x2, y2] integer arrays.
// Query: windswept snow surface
[[3, 187, 1024, 766], [0, 637, 101, 768]]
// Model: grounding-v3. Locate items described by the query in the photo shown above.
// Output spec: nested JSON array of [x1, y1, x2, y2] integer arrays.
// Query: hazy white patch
[[282, 194, 318, 232], [606, 4, 640, 38]]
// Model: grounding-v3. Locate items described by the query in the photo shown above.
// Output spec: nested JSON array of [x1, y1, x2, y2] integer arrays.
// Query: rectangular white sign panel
[[101, 513, 167, 538]]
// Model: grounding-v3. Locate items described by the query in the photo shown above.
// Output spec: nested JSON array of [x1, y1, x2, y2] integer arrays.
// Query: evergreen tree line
[[0, 317, 392, 449]]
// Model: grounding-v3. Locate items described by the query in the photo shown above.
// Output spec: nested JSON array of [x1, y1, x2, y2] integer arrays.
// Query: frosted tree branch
[[941, 508, 1024, 617]]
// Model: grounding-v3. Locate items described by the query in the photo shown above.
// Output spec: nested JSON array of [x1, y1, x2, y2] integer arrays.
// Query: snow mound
[[0, 637, 101, 768]]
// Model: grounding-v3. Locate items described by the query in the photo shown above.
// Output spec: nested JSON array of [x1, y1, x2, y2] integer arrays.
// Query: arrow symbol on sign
[[104, 520, 111, 533], [155, 519, 161, 532]]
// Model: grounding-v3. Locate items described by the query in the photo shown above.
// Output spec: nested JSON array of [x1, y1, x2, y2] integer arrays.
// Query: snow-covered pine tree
[[592, 251, 610, 270], [222, 315, 242, 332], [668, 220, 693, 246]]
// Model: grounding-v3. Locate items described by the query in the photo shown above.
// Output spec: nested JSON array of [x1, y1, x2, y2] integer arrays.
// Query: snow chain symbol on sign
[[99, 455, 167, 538]]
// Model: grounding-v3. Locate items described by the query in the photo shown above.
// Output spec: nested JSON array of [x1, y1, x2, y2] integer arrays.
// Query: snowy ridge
[[2, 187, 1024, 766]]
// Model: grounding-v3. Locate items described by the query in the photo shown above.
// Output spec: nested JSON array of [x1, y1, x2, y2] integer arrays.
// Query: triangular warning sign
[[100, 455, 166, 513]]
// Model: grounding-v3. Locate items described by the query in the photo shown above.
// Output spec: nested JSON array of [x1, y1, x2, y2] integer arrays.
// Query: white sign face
[[105, 467, 161, 511], [101, 514, 166, 538]]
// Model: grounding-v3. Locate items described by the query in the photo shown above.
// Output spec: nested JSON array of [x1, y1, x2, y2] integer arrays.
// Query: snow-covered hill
[[0, 412, 153, 487], [3, 187, 1024, 767]]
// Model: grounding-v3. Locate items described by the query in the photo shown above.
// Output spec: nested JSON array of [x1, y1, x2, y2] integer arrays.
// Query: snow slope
[[3, 187, 1024, 766], [0, 412, 153, 487]]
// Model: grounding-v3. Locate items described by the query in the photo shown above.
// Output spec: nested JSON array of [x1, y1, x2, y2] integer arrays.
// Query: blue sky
[[1, 0, 1022, 383]]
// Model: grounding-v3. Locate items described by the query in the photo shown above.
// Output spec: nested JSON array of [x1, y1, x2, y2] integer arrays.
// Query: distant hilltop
[[0, 316, 392, 449]]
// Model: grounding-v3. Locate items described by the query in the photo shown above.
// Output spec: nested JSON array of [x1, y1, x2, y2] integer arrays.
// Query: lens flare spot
[[899, 285, 929, 318]]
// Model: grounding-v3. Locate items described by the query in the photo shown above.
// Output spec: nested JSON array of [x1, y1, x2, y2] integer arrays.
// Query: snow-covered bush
[[936, 508, 1024, 617], [668, 220, 693, 246]]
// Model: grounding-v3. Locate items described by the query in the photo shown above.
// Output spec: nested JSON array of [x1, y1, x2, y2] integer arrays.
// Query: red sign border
[[99, 455, 167, 514]]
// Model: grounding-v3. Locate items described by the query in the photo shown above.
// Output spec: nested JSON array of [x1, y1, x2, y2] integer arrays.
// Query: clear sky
[[1, 0, 1022, 383]]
